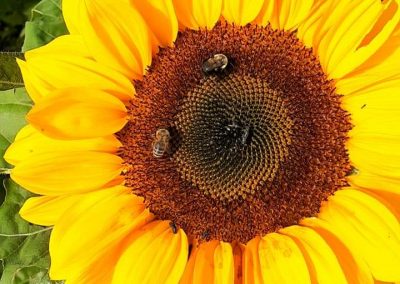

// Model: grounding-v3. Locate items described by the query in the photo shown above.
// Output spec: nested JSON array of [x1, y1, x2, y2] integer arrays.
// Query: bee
[[169, 221, 178, 234], [152, 128, 171, 158], [202, 53, 229, 74]]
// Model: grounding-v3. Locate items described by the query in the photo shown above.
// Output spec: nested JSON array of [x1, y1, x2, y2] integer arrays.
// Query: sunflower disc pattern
[[174, 74, 293, 202]]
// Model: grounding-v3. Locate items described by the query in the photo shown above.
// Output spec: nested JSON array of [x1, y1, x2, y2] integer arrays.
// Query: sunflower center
[[174, 74, 292, 201], [118, 22, 351, 243]]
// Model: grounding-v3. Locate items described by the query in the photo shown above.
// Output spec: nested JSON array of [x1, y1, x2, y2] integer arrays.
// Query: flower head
[[5, 0, 400, 282]]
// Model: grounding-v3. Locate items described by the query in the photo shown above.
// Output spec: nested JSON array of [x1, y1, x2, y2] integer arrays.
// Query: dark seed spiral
[[174, 74, 293, 202]]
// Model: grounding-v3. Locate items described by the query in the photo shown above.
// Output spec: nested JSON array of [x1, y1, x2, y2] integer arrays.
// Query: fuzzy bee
[[152, 128, 170, 158], [202, 53, 229, 74]]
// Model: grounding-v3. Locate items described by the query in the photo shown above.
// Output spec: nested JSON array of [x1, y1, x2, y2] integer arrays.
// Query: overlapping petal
[[24, 35, 91, 60], [298, 0, 400, 79], [63, 0, 152, 79], [181, 240, 234, 284], [280, 225, 348, 283], [11, 151, 123, 195], [173, 0, 223, 29], [260, 0, 314, 31], [27, 88, 127, 140], [244, 235, 311, 283], [301, 218, 374, 284], [49, 186, 154, 280], [20, 194, 83, 226], [353, 186, 400, 225], [112, 221, 188, 284], [4, 125, 121, 166], [335, 33, 400, 95], [131, 0, 178, 49], [242, 237, 263, 284], [222, 0, 264, 25], [18, 35, 135, 102], [318, 189, 400, 282]]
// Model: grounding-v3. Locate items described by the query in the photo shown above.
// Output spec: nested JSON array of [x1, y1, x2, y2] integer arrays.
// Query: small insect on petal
[[169, 221, 178, 234]]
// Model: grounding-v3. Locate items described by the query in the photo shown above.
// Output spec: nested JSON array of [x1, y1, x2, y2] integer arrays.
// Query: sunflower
[[4, 0, 400, 282]]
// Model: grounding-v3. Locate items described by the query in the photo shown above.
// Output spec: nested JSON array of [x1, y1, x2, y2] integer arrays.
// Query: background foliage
[[0, 0, 67, 282], [0, 0, 38, 51]]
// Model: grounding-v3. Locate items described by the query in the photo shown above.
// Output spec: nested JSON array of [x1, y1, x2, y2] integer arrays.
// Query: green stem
[[0, 227, 53, 237]]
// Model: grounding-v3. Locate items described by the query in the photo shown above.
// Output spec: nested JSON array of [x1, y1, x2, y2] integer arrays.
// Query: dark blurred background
[[0, 0, 40, 51]]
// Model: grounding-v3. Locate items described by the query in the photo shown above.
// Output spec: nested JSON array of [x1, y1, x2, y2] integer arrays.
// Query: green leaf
[[0, 87, 33, 279], [0, 0, 39, 51], [0, 179, 56, 283], [22, 0, 68, 52], [0, 135, 10, 170], [0, 52, 25, 91], [0, 87, 32, 181], [0, 88, 32, 145]]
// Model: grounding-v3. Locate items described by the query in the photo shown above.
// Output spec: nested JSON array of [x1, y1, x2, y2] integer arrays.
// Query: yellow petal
[[301, 218, 374, 284], [24, 35, 91, 60], [173, 0, 223, 30], [268, 0, 314, 31], [179, 240, 199, 284], [17, 59, 48, 102], [342, 80, 400, 114], [4, 125, 121, 166], [19, 37, 135, 102], [64, 0, 151, 79], [112, 221, 188, 284], [362, 189, 400, 226], [280, 225, 348, 284], [349, 171, 400, 195], [192, 0, 223, 29], [343, 81, 400, 141], [319, 189, 400, 282], [344, 186, 400, 230], [65, 215, 155, 284], [222, 0, 264, 25], [131, 0, 178, 47], [317, 0, 381, 76], [214, 242, 235, 284], [49, 186, 153, 280], [311, 0, 400, 79], [253, 0, 274, 26], [20, 194, 82, 226], [329, 0, 400, 79], [342, 80, 400, 139], [242, 237, 263, 284], [27, 88, 127, 140], [11, 151, 123, 195], [258, 232, 310, 284], [181, 240, 234, 284], [348, 138, 400, 179], [335, 34, 400, 96], [173, 0, 198, 29], [297, 0, 338, 48], [17, 35, 105, 102], [62, 0, 81, 35]]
